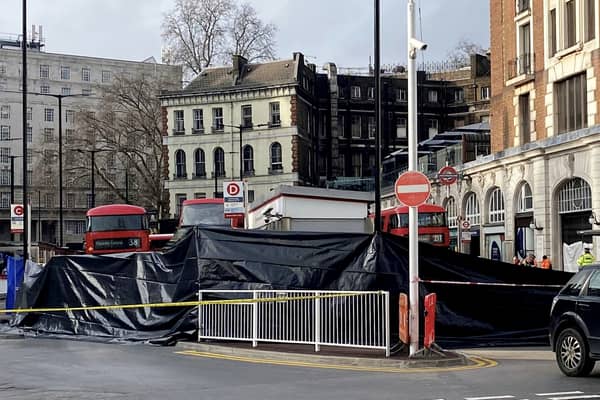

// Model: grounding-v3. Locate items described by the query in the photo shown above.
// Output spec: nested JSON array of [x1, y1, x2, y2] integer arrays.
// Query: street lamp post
[[221, 123, 268, 181]]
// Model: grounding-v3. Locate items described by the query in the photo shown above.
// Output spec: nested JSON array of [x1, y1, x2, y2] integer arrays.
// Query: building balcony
[[507, 53, 535, 80]]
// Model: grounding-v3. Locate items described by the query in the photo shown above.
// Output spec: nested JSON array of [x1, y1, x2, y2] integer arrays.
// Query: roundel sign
[[438, 166, 458, 186], [13, 205, 24, 216], [395, 171, 431, 207], [226, 182, 241, 197]]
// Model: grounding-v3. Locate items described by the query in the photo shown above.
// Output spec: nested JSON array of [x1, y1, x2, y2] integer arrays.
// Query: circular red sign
[[438, 166, 458, 185], [13, 205, 24, 216], [462, 220, 471, 229], [226, 183, 241, 196], [395, 171, 431, 207]]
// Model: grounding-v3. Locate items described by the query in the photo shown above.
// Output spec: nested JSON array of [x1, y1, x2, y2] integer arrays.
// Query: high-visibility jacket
[[577, 252, 595, 267], [540, 259, 552, 269]]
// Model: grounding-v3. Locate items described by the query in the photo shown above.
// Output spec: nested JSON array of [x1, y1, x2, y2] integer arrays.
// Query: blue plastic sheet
[[6, 256, 24, 310]]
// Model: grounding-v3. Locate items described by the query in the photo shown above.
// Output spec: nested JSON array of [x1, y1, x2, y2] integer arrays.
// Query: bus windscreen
[[88, 215, 145, 232], [395, 212, 447, 228], [180, 203, 229, 226]]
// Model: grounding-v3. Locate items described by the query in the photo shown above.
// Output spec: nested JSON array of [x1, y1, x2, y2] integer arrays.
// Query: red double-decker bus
[[380, 204, 450, 247], [84, 204, 151, 254]]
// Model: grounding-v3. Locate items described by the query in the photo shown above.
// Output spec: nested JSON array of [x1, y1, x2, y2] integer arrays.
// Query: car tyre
[[555, 327, 595, 377]]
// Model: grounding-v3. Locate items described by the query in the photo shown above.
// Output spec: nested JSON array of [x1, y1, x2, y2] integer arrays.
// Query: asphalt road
[[0, 337, 598, 400]]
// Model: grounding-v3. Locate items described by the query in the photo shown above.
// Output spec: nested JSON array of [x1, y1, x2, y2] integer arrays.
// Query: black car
[[550, 264, 600, 376]]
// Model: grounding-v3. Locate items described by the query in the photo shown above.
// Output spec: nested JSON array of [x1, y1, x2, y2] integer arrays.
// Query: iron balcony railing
[[507, 53, 535, 80]]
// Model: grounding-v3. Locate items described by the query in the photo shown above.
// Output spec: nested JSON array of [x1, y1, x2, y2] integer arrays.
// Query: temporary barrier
[[399, 293, 409, 345], [198, 290, 391, 357], [6, 256, 24, 310], [424, 293, 437, 349]]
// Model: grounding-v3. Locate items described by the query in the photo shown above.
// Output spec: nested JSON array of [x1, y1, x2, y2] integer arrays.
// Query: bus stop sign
[[395, 171, 431, 207]]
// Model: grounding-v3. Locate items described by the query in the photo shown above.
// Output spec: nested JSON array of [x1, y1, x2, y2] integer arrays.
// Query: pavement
[[174, 340, 552, 370]]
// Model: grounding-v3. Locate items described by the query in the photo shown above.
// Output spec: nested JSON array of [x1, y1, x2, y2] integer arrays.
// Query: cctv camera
[[262, 207, 273, 216], [409, 38, 428, 51]]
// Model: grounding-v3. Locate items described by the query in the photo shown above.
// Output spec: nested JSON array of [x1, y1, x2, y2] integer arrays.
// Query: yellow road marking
[[175, 350, 498, 373]]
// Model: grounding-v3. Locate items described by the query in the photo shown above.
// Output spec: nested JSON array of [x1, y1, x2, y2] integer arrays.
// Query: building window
[[82, 68, 90, 82], [66, 193, 76, 209], [214, 147, 225, 177], [269, 142, 282, 172], [549, 8, 557, 56], [517, 22, 531, 75], [519, 93, 531, 144], [517, 183, 534, 212], [352, 153, 362, 177], [0, 105, 9, 119], [396, 117, 407, 138], [242, 105, 253, 128], [488, 188, 505, 223], [44, 128, 54, 143], [66, 220, 86, 235], [27, 126, 32, 142], [351, 115, 361, 138], [173, 110, 184, 134], [0, 192, 9, 208], [40, 64, 49, 79], [338, 115, 345, 137], [192, 109, 204, 133], [82, 87, 92, 96], [556, 73, 587, 134], [480, 86, 490, 100], [66, 110, 75, 123], [465, 192, 481, 226], [558, 178, 592, 213], [212, 108, 224, 132], [26, 107, 32, 121], [396, 88, 407, 102], [269, 102, 281, 127], [585, 0, 596, 41], [243, 145, 254, 176], [0, 148, 8, 163], [368, 87, 375, 99], [368, 116, 376, 138], [351, 86, 361, 99], [565, 0, 577, 48], [102, 70, 111, 83], [175, 194, 187, 217], [60, 66, 70, 80], [0, 170, 8, 185], [454, 89, 464, 103], [44, 108, 54, 122], [0, 126, 9, 140], [194, 192, 207, 199], [40, 84, 50, 94], [192, 148, 206, 178], [175, 149, 186, 178], [61, 87, 71, 96], [427, 90, 438, 103], [65, 129, 74, 141], [516, 0, 530, 14], [445, 197, 458, 229], [427, 119, 438, 138]]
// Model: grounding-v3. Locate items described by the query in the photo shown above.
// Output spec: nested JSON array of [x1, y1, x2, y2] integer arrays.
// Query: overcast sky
[[1, 0, 489, 70]]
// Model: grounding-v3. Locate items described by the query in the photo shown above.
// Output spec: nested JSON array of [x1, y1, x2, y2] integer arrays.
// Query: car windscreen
[[181, 203, 229, 226], [87, 214, 145, 232], [560, 269, 592, 296]]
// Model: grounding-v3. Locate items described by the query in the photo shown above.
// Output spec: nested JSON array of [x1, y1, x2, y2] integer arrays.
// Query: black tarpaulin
[[13, 227, 573, 347]]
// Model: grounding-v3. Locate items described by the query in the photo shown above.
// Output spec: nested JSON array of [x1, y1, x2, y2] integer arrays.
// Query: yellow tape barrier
[[0, 292, 380, 314]]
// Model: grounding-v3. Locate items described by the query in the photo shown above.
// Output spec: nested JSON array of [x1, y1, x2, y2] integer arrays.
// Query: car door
[[578, 270, 600, 355]]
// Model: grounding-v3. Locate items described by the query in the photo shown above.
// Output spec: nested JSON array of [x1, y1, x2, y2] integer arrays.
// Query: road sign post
[[10, 204, 24, 234], [223, 181, 245, 218]]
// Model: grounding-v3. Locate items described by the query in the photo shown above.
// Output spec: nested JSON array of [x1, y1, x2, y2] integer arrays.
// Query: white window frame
[[428, 119, 438, 138], [174, 110, 184, 133], [396, 117, 407, 138], [40, 64, 49, 79], [517, 183, 534, 213], [488, 187, 505, 223], [465, 192, 481, 226], [44, 108, 54, 122], [40, 84, 50, 94], [82, 68, 90, 82], [212, 108, 224, 132], [192, 109, 204, 133], [0, 105, 9, 119], [269, 102, 281, 127], [0, 126, 9, 140], [480, 86, 491, 100], [367, 87, 375, 99], [60, 66, 70, 80], [101, 70, 111, 83], [445, 197, 458, 228], [396, 88, 407, 102], [351, 86, 361, 99], [428, 90, 438, 103]]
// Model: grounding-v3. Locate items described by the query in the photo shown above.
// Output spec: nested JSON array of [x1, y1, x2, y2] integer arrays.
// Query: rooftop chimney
[[232, 54, 248, 85]]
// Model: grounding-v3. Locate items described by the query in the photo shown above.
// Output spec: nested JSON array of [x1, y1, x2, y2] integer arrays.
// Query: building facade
[[0, 34, 181, 246], [161, 53, 491, 219], [427, 0, 600, 271]]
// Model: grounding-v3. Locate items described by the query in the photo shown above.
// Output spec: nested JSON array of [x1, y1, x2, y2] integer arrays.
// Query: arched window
[[488, 187, 505, 223], [445, 197, 458, 228], [465, 192, 480, 226], [517, 183, 533, 213], [175, 149, 186, 178], [243, 145, 254, 176], [270, 142, 282, 172], [558, 177, 592, 213], [194, 148, 205, 178], [214, 147, 225, 177]]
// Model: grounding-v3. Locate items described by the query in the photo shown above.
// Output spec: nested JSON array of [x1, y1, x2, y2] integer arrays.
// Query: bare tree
[[162, 0, 277, 78], [67, 74, 169, 216], [446, 39, 486, 67]]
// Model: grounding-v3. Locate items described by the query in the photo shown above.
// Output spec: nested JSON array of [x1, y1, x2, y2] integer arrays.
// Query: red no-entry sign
[[395, 171, 431, 207]]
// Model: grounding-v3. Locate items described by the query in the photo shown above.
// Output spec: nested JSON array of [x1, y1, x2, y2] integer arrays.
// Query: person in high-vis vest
[[577, 248, 595, 268]]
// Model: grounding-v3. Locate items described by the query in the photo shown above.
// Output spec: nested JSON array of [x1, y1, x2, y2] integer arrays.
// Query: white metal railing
[[198, 290, 390, 357]]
